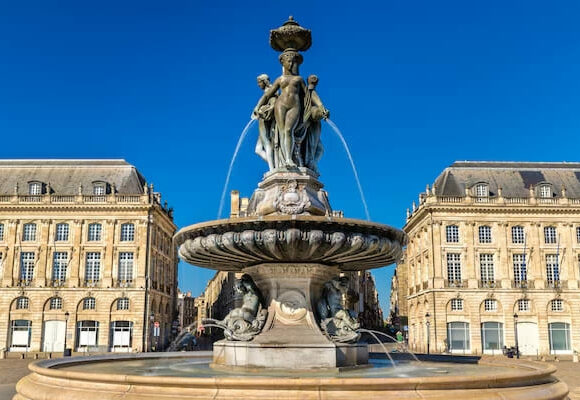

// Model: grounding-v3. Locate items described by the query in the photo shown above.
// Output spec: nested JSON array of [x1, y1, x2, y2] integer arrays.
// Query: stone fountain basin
[[174, 215, 406, 271], [14, 352, 568, 400]]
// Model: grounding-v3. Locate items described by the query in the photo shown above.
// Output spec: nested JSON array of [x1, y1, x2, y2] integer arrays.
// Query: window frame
[[544, 226, 557, 244], [483, 299, 497, 312], [87, 223, 102, 242], [55, 223, 70, 242], [478, 226, 492, 244], [511, 226, 525, 244], [120, 223, 135, 242], [22, 223, 37, 241], [49, 297, 63, 310], [82, 297, 96, 310], [16, 296, 29, 310], [28, 182, 42, 195], [450, 298, 463, 311], [446, 225, 459, 243], [84, 252, 101, 284], [117, 298, 130, 311]]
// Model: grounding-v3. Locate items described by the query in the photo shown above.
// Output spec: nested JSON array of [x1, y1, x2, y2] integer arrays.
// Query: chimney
[[230, 190, 240, 218]]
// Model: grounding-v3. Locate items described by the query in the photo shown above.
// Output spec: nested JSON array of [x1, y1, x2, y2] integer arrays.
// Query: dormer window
[[539, 184, 552, 198], [28, 182, 42, 195], [474, 183, 489, 198], [93, 182, 106, 196]]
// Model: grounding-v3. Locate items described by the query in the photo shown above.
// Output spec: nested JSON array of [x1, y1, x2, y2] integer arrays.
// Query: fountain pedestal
[[213, 263, 368, 369]]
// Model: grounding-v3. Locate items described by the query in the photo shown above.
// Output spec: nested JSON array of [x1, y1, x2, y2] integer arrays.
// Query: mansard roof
[[0, 159, 146, 195], [433, 161, 580, 198]]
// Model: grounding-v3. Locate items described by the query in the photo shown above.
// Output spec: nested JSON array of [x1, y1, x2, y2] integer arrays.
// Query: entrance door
[[517, 322, 539, 356], [43, 320, 65, 352]]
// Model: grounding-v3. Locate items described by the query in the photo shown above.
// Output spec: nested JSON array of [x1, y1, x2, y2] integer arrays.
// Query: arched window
[[16, 296, 29, 309], [83, 297, 96, 310], [539, 184, 552, 198], [49, 297, 62, 310], [517, 299, 530, 312], [92, 182, 107, 196], [450, 298, 463, 311], [474, 183, 489, 198], [550, 299, 563, 312], [28, 182, 42, 195], [483, 299, 497, 312], [117, 298, 130, 311]]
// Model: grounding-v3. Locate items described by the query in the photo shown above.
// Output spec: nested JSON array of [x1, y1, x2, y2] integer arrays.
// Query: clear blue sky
[[1, 1, 580, 315]]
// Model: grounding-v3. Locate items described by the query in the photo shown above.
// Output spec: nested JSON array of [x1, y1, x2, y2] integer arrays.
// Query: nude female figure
[[253, 50, 306, 168]]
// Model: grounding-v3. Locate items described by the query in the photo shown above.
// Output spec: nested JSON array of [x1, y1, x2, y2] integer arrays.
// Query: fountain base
[[213, 338, 368, 369]]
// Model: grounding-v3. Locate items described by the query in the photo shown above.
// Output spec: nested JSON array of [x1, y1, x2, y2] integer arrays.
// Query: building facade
[[0, 160, 177, 354], [177, 290, 196, 332], [344, 271, 384, 329], [401, 161, 580, 356]]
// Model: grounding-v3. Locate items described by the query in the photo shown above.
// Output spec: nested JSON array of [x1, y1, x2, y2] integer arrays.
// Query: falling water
[[359, 329, 421, 362], [357, 328, 396, 368], [325, 119, 371, 221], [167, 318, 224, 351], [217, 119, 257, 219]]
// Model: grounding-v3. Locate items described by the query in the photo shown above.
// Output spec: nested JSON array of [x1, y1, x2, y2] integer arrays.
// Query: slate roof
[[433, 161, 580, 198], [0, 159, 146, 195]]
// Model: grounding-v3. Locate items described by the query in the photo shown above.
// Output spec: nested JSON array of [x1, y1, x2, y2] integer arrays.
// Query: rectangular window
[[481, 322, 503, 353], [0, 223, 4, 241], [55, 223, 69, 241], [484, 299, 497, 311], [451, 298, 463, 311], [447, 253, 462, 282], [22, 223, 36, 241], [475, 184, 489, 197], [539, 185, 552, 198], [544, 226, 557, 244], [111, 321, 132, 349], [85, 252, 101, 284], [19, 252, 35, 284], [546, 254, 560, 286], [478, 226, 492, 243], [52, 252, 68, 283], [446, 225, 459, 243], [518, 299, 530, 312], [10, 320, 32, 349], [480, 254, 495, 283], [511, 226, 525, 244], [447, 322, 470, 351], [549, 322, 571, 353], [577, 227, 580, 243], [76, 321, 99, 349], [93, 184, 106, 195], [120, 223, 135, 242], [87, 223, 102, 241], [513, 254, 527, 284], [118, 252, 134, 283]]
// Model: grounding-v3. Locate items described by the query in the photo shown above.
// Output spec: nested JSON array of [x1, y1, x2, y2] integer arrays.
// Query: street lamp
[[425, 312, 431, 355], [63, 311, 71, 357], [513, 313, 519, 359]]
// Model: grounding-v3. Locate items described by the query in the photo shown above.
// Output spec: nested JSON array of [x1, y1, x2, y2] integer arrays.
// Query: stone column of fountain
[[175, 17, 406, 370]]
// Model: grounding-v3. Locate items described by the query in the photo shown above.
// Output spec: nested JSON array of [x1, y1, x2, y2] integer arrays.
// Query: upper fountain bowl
[[175, 215, 406, 271]]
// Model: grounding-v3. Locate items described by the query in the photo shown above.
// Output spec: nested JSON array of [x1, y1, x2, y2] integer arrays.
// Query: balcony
[[547, 280, 566, 290], [50, 279, 66, 287], [82, 279, 100, 288], [478, 279, 497, 289], [512, 280, 535, 289], [445, 279, 466, 288], [17, 279, 32, 287], [115, 279, 134, 288]]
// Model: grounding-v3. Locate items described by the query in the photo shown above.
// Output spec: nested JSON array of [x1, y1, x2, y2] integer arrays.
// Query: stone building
[[0, 160, 177, 354], [387, 256, 408, 332], [401, 161, 580, 356], [177, 290, 196, 332], [344, 271, 384, 329]]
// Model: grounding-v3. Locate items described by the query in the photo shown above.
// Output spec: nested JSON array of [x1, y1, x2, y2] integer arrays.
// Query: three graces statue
[[253, 24, 329, 173]]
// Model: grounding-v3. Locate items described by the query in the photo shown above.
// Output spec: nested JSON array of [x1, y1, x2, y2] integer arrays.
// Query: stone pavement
[[0, 358, 578, 399], [550, 361, 580, 399]]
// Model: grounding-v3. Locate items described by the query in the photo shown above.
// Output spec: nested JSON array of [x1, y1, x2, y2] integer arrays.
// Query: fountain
[[14, 17, 568, 400]]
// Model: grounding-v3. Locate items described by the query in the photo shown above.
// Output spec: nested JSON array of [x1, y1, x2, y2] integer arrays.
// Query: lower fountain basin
[[14, 352, 568, 400]]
